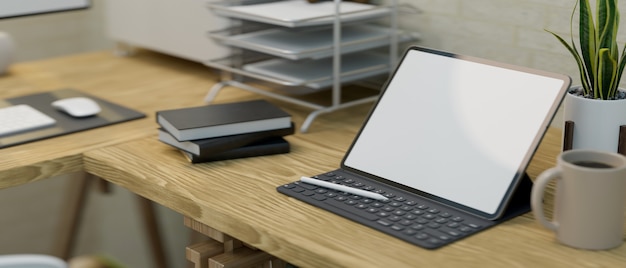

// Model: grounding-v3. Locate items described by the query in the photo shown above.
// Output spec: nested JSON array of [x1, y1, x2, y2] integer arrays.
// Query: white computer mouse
[[51, 97, 101, 117]]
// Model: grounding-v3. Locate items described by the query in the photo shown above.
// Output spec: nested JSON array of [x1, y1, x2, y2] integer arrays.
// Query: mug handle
[[531, 167, 560, 231]]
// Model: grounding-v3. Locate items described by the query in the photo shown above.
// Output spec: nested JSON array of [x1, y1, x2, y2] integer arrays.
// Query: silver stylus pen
[[300, 176, 389, 201]]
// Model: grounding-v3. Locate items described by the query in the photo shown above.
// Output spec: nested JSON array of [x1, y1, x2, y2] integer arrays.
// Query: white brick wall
[[403, 0, 626, 88]]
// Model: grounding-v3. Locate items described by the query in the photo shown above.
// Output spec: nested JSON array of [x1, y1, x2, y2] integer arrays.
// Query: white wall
[[401, 0, 626, 88], [0, 0, 111, 62]]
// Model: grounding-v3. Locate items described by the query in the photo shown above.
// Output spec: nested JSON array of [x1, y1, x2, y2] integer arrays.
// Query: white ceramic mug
[[531, 149, 626, 250]]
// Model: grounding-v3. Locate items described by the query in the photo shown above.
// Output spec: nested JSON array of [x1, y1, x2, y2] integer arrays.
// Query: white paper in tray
[[223, 0, 379, 23], [220, 25, 395, 59], [242, 52, 389, 88]]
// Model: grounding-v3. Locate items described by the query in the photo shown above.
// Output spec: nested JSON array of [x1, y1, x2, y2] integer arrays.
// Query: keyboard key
[[391, 225, 404, 231], [447, 222, 461, 228], [388, 216, 402, 222], [298, 182, 317, 190], [404, 214, 417, 220], [404, 229, 417, 235], [376, 212, 390, 218], [415, 233, 429, 240], [399, 220, 413, 226], [277, 171, 495, 250], [467, 223, 482, 229], [459, 226, 473, 233], [301, 190, 315, 196], [290, 186, 305, 193], [427, 208, 440, 214], [389, 202, 402, 207], [335, 196, 347, 201], [411, 224, 425, 231], [392, 210, 406, 216], [444, 230, 461, 237], [377, 220, 392, 226], [423, 214, 436, 220], [0, 104, 56, 137], [324, 198, 378, 221], [405, 200, 417, 206], [435, 218, 448, 224], [411, 224, 424, 230], [312, 195, 326, 201], [427, 223, 441, 229], [366, 208, 379, 213]]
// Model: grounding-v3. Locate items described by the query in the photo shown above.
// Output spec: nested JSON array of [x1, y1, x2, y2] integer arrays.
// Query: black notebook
[[180, 137, 290, 163], [277, 46, 571, 249], [158, 122, 295, 155], [156, 99, 291, 141]]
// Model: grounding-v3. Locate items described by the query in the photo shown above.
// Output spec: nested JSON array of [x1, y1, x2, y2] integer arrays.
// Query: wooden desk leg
[[137, 195, 168, 268], [186, 240, 224, 268], [55, 172, 93, 259], [55, 173, 169, 268], [183, 217, 286, 268]]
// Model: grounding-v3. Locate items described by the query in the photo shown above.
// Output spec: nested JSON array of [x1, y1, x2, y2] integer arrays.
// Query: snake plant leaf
[[598, 48, 618, 99], [580, 0, 596, 91], [551, 0, 625, 100], [548, 30, 592, 95], [597, 0, 618, 55], [616, 44, 626, 95]]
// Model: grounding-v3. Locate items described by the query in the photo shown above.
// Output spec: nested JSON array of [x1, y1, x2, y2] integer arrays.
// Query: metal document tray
[[241, 52, 390, 89], [211, 24, 419, 60], [208, 0, 391, 27]]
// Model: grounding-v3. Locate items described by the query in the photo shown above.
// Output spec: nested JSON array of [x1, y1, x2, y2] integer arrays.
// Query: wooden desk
[[0, 51, 224, 188], [77, 53, 625, 268], [3, 50, 626, 267]]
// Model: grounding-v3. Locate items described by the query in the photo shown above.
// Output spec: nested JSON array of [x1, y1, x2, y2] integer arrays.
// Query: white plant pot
[[0, 32, 15, 75], [563, 87, 626, 153]]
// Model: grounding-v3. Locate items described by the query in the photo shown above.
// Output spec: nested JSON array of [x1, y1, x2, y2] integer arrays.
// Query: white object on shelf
[[205, 0, 406, 132], [210, 0, 390, 27], [212, 24, 417, 60], [242, 52, 389, 88]]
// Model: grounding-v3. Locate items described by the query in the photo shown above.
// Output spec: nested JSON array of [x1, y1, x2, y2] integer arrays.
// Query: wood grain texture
[[0, 50, 220, 187], [84, 128, 626, 266], [5, 49, 625, 267]]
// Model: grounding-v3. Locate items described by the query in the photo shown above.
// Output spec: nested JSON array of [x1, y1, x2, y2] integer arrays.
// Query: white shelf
[[242, 52, 390, 88], [211, 24, 417, 60], [209, 0, 391, 27], [205, 0, 407, 132]]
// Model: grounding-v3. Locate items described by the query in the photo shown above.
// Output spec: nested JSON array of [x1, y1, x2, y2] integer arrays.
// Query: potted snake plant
[[548, 0, 626, 153]]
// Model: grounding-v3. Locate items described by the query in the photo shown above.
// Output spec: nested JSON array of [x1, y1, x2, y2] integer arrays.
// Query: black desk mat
[[0, 88, 146, 148]]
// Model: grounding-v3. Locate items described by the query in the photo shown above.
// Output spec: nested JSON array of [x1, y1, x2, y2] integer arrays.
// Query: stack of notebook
[[156, 99, 294, 163]]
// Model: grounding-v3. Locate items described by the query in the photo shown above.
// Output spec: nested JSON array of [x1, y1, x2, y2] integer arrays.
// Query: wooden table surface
[[2, 50, 625, 267], [0, 50, 261, 188]]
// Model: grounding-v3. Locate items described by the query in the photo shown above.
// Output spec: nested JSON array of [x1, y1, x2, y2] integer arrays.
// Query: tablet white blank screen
[[343, 48, 568, 216]]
